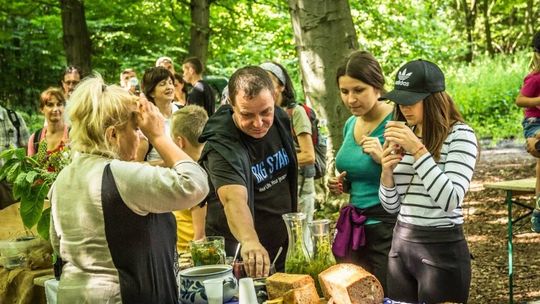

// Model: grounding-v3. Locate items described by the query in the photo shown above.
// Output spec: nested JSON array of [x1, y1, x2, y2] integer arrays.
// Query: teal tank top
[[335, 114, 392, 223]]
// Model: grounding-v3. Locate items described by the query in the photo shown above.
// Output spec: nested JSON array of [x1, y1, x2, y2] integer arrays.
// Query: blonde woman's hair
[[531, 52, 540, 73], [67, 74, 138, 158], [171, 105, 208, 147]]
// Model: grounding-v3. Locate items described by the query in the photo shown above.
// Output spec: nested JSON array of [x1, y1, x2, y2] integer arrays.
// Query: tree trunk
[[287, 0, 358, 151], [59, 0, 91, 76], [188, 0, 210, 66], [460, 0, 477, 63], [525, 0, 535, 38], [482, 0, 494, 57]]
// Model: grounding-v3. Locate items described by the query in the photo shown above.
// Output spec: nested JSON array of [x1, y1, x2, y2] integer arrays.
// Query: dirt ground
[[466, 147, 540, 303]]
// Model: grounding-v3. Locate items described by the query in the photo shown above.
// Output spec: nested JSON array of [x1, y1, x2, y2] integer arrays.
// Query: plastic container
[[190, 236, 226, 266], [0, 237, 40, 269]]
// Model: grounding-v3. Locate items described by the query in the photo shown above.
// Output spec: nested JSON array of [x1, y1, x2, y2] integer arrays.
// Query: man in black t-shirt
[[199, 66, 298, 278], [182, 57, 216, 116]]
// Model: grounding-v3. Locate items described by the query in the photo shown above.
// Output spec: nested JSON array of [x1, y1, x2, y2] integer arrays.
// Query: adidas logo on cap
[[395, 68, 412, 87]]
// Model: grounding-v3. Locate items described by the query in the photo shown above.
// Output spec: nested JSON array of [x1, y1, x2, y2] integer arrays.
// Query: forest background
[[2, 1, 540, 302], [0, 0, 537, 151]]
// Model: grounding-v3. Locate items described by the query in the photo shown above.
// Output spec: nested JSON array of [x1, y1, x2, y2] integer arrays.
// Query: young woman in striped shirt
[[379, 59, 478, 303]]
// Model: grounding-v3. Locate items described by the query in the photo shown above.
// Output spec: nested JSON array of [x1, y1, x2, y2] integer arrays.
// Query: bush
[[445, 52, 530, 142]]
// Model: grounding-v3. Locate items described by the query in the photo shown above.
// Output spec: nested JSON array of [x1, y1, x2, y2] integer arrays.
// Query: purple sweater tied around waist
[[332, 204, 367, 257]]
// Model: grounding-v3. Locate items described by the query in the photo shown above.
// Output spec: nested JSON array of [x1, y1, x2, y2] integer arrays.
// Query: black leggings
[[387, 222, 471, 304]]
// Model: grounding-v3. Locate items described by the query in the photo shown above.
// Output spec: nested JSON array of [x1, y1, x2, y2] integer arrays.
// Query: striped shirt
[[379, 123, 478, 227]]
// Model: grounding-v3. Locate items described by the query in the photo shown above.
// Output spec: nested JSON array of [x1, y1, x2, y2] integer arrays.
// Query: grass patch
[[445, 52, 530, 142]]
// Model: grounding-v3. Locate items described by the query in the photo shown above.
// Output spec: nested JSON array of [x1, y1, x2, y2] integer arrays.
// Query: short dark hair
[[173, 73, 188, 94], [183, 57, 204, 74], [336, 51, 386, 93], [142, 67, 174, 103], [62, 65, 80, 79], [228, 66, 274, 106]]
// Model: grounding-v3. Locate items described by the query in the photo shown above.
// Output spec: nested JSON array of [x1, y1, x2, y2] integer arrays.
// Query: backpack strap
[[299, 103, 318, 145], [6, 109, 21, 145], [285, 103, 297, 137], [33, 128, 43, 153]]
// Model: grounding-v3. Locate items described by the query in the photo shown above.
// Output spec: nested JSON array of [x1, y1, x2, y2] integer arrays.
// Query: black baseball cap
[[379, 59, 445, 105]]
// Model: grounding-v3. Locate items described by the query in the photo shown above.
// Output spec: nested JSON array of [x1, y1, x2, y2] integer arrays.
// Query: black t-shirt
[[205, 124, 293, 271], [187, 80, 215, 116]]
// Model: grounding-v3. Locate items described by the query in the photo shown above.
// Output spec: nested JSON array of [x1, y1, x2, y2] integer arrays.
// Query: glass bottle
[[282, 212, 311, 274], [308, 219, 336, 295]]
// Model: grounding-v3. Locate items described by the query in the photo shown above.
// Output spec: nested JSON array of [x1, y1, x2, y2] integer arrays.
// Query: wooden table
[[484, 178, 536, 304]]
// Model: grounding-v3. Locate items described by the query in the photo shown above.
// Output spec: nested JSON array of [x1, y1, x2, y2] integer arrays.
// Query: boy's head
[[171, 105, 209, 160]]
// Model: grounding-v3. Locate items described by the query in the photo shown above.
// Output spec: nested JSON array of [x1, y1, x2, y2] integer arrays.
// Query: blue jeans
[[522, 117, 540, 138]]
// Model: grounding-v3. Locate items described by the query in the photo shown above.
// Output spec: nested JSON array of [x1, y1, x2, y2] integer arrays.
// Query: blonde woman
[[49, 76, 209, 303]]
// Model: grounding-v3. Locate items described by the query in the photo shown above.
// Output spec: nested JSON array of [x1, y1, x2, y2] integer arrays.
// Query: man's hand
[[217, 184, 270, 278], [241, 240, 270, 278]]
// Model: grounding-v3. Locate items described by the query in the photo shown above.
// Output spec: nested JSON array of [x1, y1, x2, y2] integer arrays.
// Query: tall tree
[[458, 0, 477, 62], [482, 0, 494, 57], [525, 0, 536, 38], [188, 0, 211, 65], [287, 0, 358, 149], [59, 0, 91, 76]]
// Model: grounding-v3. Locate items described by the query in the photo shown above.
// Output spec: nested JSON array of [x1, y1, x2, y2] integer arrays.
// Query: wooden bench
[[484, 178, 536, 304]]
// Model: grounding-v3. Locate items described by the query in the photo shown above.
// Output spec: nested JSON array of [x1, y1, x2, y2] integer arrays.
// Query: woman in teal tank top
[[328, 51, 396, 294]]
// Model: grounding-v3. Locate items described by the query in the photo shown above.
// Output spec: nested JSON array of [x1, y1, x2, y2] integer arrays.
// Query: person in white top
[[49, 76, 209, 303], [378, 59, 478, 303], [137, 66, 180, 162]]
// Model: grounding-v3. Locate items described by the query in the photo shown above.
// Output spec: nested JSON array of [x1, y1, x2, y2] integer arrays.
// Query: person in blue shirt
[[328, 51, 396, 294]]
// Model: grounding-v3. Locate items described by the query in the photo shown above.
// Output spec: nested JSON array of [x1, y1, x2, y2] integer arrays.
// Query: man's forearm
[[223, 201, 259, 244]]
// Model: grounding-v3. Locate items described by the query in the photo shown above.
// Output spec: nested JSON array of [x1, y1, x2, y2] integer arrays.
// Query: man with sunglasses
[[61, 66, 81, 99]]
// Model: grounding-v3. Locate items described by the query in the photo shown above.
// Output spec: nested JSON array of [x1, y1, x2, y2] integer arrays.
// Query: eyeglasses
[[63, 80, 79, 86]]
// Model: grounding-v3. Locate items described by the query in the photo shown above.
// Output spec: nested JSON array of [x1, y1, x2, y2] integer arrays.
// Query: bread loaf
[[266, 272, 315, 300], [282, 284, 320, 304], [318, 263, 383, 304]]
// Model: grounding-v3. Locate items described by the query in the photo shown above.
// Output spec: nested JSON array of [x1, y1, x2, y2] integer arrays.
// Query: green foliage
[[445, 52, 529, 140], [0, 0, 537, 141], [0, 143, 71, 240], [0, 2, 64, 111], [351, 0, 467, 73]]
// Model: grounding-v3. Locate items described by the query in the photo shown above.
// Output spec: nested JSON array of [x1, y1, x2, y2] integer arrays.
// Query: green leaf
[[14, 171, 28, 187], [12, 180, 24, 200], [20, 183, 48, 229], [0, 150, 13, 162], [0, 158, 19, 179], [14, 148, 26, 159], [6, 162, 20, 183], [37, 207, 51, 241], [25, 171, 38, 184]]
